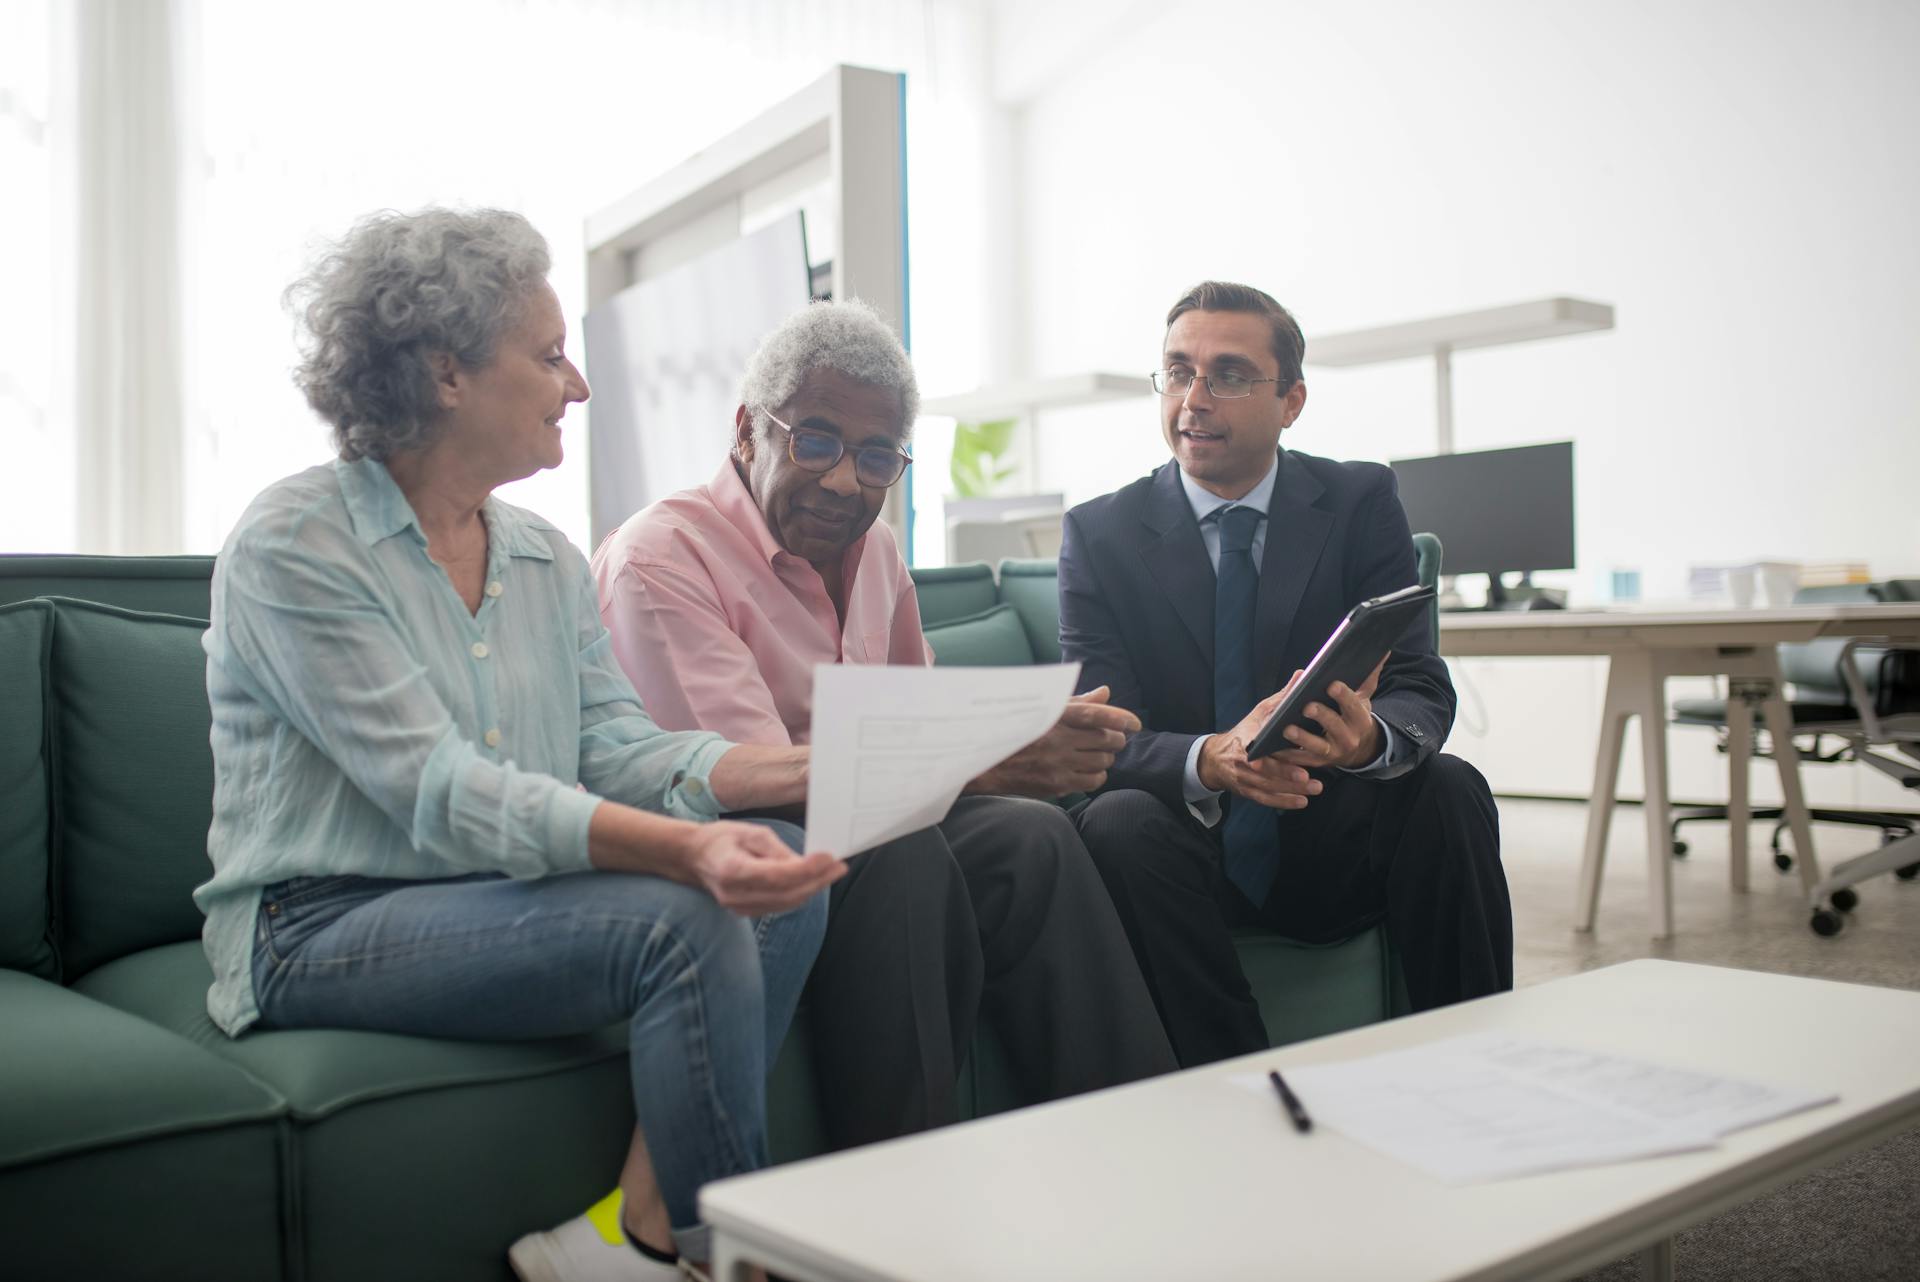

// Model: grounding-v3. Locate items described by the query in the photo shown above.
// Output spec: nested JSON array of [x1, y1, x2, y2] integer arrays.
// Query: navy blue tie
[[1213, 504, 1277, 905]]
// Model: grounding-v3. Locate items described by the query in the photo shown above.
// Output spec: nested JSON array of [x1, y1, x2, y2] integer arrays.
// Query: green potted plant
[[948, 417, 1019, 498]]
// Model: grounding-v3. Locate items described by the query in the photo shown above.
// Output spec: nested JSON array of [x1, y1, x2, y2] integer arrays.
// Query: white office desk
[[702, 960, 1920, 1282], [1439, 603, 1920, 937]]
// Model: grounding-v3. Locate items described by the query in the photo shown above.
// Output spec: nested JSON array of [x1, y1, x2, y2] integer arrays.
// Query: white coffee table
[[702, 961, 1920, 1282]]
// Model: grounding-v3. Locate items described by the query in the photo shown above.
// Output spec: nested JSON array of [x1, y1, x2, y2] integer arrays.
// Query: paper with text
[[804, 663, 1081, 858], [1234, 1032, 1835, 1182]]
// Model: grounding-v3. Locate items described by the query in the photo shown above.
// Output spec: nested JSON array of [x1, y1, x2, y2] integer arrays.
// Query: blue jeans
[[249, 820, 827, 1259]]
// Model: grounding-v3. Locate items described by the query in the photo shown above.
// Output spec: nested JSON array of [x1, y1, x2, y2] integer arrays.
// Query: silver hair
[[738, 298, 919, 440], [286, 207, 552, 462]]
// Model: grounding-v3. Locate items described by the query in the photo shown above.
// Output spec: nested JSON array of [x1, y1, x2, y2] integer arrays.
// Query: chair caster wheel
[[1774, 852, 1795, 872], [1671, 840, 1690, 857], [1831, 888, 1859, 913], [1897, 862, 1920, 882], [1810, 909, 1844, 937]]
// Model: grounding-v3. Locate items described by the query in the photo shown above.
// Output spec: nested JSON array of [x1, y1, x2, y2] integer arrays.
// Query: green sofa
[[1, 545, 1426, 1279]]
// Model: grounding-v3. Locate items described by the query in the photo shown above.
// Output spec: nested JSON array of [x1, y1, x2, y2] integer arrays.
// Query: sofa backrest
[[0, 601, 57, 978], [995, 561, 1062, 664], [45, 599, 215, 979], [0, 554, 215, 619], [910, 564, 999, 627], [1412, 533, 1442, 650]]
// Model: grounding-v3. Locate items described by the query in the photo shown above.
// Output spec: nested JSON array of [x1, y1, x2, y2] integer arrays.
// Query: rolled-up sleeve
[[218, 521, 599, 878]]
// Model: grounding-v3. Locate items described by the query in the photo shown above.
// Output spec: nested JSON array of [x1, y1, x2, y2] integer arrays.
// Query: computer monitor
[[1388, 442, 1575, 608]]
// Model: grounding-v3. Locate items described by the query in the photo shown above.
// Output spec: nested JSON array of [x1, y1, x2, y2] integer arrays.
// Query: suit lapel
[[1255, 450, 1332, 693], [1138, 462, 1215, 665]]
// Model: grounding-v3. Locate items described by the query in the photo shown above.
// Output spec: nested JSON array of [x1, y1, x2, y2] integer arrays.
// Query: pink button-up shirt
[[591, 461, 932, 747]]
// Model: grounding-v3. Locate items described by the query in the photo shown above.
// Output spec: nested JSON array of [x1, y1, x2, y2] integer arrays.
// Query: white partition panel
[[584, 65, 910, 545]]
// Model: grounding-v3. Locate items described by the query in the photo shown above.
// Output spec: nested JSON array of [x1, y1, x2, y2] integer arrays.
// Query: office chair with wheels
[[1670, 584, 1913, 867], [1669, 582, 1920, 934], [1802, 636, 1920, 934]]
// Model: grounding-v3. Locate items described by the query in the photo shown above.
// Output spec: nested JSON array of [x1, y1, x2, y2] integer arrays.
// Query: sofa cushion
[[1234, 923, 1399, 1043], [0, 967, 283, 1169], [923, 603, 1036, 667], [75, 941, 629, 1119], [909, 563, 999, 626], [76, 942, 633, 1282], [46, 598, 215, 977], [0, 600, 56, 978], [0, 969, 286, 1277], [995, 558, 1062, 664]]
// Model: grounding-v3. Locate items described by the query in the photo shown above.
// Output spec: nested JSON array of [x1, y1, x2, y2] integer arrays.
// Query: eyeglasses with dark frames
[[762, 409, 914, 489], [1149, 367, 1287, 399]]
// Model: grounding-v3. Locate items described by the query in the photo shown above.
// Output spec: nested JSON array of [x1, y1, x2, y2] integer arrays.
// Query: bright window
[[0, 0, 70, 553]]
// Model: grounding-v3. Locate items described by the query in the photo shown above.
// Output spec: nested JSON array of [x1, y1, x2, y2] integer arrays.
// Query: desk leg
[[1578, 654, 1637, 932], [1637, 657, 1675, 941], [1757, 691, 1824, 900], [1638, 1237, 1675, 1282], [1724, 686, 1755, 893]]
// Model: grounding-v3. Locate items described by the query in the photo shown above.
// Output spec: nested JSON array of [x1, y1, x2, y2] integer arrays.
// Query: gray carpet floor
[[1496, 798, 1920, 1280]]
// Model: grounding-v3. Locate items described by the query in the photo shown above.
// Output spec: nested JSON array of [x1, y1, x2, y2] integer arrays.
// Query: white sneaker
[[508, 1190, 681, 1282]]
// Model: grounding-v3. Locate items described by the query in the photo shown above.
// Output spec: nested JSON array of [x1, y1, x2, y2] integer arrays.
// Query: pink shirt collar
[[591, 460, 931, 748]]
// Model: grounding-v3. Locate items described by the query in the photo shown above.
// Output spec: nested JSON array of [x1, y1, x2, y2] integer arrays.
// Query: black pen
[[1268, 1069, 1312, 1133]]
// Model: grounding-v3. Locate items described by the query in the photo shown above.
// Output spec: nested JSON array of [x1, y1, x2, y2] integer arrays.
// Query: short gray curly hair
[[739, 298, 919, 440], [286, 207, 552, 462]]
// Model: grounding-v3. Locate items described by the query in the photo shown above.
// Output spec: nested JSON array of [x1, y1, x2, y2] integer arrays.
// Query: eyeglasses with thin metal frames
[[1149, 368, 1288, 399], [762, 408, 914, 489]]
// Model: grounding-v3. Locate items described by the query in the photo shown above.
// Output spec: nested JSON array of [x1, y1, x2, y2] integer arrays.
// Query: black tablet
[[1244, 583, 1436, 760]]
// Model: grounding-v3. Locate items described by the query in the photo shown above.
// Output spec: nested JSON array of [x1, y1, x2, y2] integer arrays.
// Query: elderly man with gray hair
[[592, 299, 1177, 1156]]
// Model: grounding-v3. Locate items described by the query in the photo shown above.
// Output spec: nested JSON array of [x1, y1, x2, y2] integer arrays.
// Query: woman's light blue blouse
[[196, 458, 730, 1034]]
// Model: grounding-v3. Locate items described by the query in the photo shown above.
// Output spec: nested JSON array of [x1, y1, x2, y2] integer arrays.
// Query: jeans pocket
[[258, 875, 378, 965]]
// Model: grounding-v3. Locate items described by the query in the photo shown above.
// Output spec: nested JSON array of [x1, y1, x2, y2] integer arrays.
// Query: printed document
[[804, 663, 1081, 858], [1235, 1032, 1835, 1182]]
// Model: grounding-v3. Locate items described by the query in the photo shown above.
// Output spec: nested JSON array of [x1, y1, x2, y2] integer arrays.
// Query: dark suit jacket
[[1058, 448, 1456, 810]]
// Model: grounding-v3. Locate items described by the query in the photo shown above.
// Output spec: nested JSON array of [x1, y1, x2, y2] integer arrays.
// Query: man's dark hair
[[1164, 281, 1306, 389]]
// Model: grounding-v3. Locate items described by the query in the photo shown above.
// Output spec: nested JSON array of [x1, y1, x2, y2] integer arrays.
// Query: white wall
[[1001, 0, 1920, 812], [1009, 0, 1920, 595]]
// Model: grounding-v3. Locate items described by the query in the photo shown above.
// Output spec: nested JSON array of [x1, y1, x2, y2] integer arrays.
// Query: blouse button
[[484, 728, 502, 748], [486, 581, 504, 598], [471, 641, 490, 660]]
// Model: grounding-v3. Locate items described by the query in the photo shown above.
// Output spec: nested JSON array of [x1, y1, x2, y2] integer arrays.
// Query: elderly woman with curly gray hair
[[195, 206, 837, 1282]]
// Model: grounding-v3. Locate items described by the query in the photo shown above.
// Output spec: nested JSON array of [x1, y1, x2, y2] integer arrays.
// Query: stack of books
[[1800, 562, 1872, 588]]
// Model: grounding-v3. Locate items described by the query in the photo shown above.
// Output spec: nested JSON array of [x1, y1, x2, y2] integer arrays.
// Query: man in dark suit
[[1062, 280, 1511, 1068]]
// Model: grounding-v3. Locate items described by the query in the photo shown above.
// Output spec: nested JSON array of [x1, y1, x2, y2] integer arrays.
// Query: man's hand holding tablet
[[1271, 655, 1388, 770], [1198, 581, 1435, 808], [1197, 657, 1388, 810]]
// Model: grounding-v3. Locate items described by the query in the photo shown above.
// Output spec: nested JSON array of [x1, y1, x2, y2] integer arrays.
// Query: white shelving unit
[[921, 370, 1151, 506], [583, 65, 910, 540], [920, 370, 1151, 422], [1309, 297, 1614, 453]]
